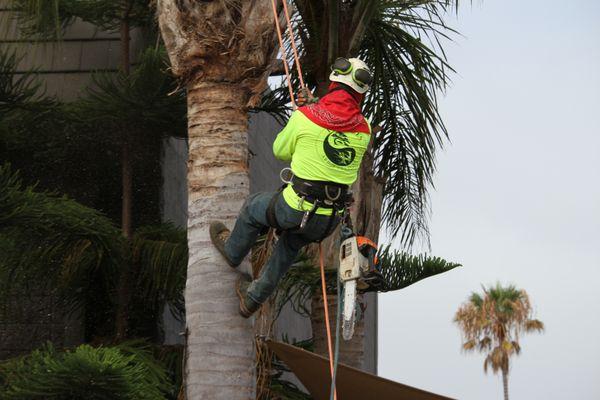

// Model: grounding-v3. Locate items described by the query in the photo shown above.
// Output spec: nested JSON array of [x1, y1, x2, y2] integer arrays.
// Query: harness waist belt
[[290, 176, 351, 209]]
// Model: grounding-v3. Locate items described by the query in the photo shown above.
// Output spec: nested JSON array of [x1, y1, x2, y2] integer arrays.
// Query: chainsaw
[[338, 235, 384, 340]]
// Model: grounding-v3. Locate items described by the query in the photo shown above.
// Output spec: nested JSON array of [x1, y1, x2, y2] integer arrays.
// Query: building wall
[[0, 0, 146, 100], [0, 293, 83, 360], [0, 4, 145, 359]]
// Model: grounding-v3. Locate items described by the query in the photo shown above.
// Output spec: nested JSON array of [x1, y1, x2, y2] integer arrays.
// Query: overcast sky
[[378, 1, 600, 399]]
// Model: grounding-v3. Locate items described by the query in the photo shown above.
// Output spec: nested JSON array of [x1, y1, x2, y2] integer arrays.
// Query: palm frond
[[462, 339, 477, 352], [275, 245, 458, 313], [524, 319, 544, 333], [469, 292, 484, 308], [511, 340, 521, 355], [251, 85, 291, 125], [478, 336, 492, 351], [365, 244, 460, 292], [360, 1, 457, 245], [454, 283, 545, 377]]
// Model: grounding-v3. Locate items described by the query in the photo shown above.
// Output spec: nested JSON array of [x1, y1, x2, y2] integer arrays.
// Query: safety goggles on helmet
[[331, 57, 373, 89]]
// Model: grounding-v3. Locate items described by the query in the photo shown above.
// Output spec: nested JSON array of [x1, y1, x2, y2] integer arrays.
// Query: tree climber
[[210, 57, 373, 318]]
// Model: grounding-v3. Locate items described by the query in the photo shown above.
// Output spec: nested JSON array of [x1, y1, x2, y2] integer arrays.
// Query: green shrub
[[0, 343, 171, 400]]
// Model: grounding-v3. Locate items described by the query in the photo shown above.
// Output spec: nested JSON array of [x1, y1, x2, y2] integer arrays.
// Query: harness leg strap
[[316, 208, 338, 243], [266, 192, 284, 232]]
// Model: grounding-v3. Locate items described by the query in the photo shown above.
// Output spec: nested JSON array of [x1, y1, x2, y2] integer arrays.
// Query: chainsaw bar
[[342, 279, 357, 340]]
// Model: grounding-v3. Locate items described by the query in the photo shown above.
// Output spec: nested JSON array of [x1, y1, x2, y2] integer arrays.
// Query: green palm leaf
[[360, 1, 457, 244]]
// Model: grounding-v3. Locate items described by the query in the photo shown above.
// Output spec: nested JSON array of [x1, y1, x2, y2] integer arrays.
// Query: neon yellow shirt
[[273, 110, 371, 215]]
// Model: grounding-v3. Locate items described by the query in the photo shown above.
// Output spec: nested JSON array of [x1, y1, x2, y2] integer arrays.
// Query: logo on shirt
[[323, 131, 356, 166]]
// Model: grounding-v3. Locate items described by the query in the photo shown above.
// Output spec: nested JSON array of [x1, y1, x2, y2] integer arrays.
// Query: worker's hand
[[296, 86, 317, 106]]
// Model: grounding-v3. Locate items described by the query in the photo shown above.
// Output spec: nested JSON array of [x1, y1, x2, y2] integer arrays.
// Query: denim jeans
[[224, 191, 340, 305]]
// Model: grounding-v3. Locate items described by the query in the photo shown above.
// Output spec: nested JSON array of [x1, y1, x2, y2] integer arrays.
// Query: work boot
[[236, 277, 261, 318], [209, 221, 238, 268]]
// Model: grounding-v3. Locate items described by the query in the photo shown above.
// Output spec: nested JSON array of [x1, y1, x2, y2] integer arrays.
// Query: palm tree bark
[[157, 0, 277, 397], [502, 368, 509, 400], [184, 82, 255, 399], [327, 0, 339, 66], [350, 140, 384, 241], [311, 293, 366, 369]]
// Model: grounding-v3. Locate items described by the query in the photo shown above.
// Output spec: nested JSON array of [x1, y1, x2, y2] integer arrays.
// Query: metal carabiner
[[325, 185, 342, 201], [279, 167, 294, 185], [300, 201, 318, 230], [298, 195, 306, 210]]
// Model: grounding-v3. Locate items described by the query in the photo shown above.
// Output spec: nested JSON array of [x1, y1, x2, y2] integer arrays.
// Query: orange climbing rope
[[270, 0, 295, 107], [280, 0, 305, 89], [270, 0, 307, 109], [319, 243, 338, 400], [271, 3, 337, 397]]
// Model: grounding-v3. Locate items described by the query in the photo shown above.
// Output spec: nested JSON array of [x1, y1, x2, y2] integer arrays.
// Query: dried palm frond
[[454, 283, 545, 377]]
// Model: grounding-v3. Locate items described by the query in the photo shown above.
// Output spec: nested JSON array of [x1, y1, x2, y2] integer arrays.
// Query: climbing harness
[[266, 169, 350, 241], [290, 175, 350, 233]]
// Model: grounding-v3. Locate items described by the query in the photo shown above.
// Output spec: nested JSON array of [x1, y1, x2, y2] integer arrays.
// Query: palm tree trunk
[[311, 293, 366, 369], [502, 369, 509, 400], [119, 3, 132, 235], [185, 81, 255, 400], [350, 140, 384, 240], [115, 11, 133, 340], [327, 1, 339, 66]]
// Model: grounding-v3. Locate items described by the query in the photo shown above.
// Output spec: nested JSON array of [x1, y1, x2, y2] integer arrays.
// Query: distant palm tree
[[454, 283, 544, 400]]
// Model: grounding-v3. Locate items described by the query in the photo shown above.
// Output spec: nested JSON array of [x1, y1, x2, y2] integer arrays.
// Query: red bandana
[[298, 83, 370, 134]]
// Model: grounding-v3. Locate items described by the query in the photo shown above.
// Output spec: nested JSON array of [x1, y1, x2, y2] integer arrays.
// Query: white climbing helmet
[[329, 57, 373, 94]]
